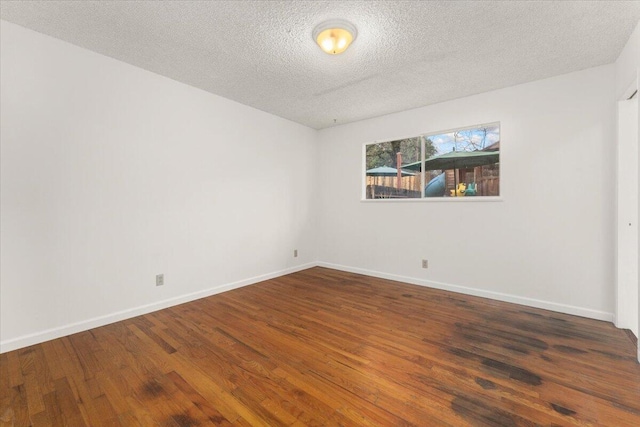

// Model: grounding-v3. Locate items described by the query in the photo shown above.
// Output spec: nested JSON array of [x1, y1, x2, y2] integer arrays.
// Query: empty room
[[1, 1, 640, 426]]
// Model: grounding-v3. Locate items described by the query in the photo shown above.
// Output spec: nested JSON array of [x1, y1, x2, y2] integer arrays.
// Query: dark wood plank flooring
[[1, 267, 639, 426]]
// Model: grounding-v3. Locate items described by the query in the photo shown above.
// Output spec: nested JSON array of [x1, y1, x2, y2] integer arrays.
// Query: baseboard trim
[[317, 262, 615, 323], [0, 263, 316, 354], [2, 261, 616, 353]]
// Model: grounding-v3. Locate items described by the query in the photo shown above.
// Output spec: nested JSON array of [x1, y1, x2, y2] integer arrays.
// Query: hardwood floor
[[1, 267, 639, 426]]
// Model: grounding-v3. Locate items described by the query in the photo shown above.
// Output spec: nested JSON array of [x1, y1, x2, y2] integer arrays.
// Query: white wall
[[317, 65, 616, 320], [615, 21, 640, 100], [0, 18, 632, 354], [0, 21, 318, 352]]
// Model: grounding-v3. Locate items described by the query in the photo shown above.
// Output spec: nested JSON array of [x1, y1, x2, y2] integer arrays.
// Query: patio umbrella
[[403, 150, 499, 171], [365, 166, 415, 176], [366, 166, 415, 198], [366, 166, 415, 188], [403, 150, 499, 196]]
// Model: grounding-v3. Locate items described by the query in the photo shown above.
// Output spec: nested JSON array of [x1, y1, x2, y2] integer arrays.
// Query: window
[[364, 123, 500, 199]]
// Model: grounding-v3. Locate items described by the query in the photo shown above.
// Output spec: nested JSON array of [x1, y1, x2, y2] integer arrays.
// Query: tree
[[425, 138, 437, 159], [453, 127, 493, 151], [366, 137, 435, 169]]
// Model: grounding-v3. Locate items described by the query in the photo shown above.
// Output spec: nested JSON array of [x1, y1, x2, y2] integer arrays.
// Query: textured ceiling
[[1, 1, 639, 129]]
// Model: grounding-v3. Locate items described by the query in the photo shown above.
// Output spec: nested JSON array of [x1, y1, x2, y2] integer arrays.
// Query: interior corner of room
[[2, 3, 640, 424], [0, 4, 639, 363]]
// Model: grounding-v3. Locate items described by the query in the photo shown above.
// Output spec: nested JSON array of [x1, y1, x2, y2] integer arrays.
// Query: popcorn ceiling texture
[[1, 1, 639, 129]]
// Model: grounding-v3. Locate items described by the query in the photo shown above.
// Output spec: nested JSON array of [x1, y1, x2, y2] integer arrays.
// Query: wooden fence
[[366, 165, 499, 198], [366, 175, 422, 199]]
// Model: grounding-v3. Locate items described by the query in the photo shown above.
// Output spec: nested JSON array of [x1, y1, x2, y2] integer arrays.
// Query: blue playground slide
[[425, 173, 445, 197]]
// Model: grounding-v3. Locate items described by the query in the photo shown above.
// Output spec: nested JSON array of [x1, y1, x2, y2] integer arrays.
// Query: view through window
[[365, 123, 500, 199]]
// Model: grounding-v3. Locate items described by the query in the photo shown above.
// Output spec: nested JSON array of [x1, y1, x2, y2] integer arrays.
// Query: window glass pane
[[365, 137, 421, 199], [424, 124, 500, 197], [363, 123, 500, 200]]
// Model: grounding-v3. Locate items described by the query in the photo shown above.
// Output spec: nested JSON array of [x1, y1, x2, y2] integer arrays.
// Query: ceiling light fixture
[[313, 19, 357, 55]]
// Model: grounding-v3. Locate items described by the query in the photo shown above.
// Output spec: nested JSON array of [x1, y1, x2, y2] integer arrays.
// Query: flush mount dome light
[[313, 19, 357, 55]]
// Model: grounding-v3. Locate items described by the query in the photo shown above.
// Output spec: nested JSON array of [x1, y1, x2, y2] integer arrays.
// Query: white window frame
[[362, 122, 503, 202]]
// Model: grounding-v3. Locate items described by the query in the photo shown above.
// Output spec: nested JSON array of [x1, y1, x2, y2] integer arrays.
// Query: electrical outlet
[[156, 274, 164, 286], [294, 249, 298, 258], [422, 260, 428, 269]]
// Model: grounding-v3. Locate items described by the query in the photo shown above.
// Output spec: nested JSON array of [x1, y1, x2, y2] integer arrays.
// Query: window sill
[[360, 197, 504, 203]]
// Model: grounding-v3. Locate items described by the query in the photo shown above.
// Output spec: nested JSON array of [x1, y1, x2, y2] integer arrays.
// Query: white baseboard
[[2, 261, 616, 353], [317, 262, 615, 323], [0, 263, 316, 354]]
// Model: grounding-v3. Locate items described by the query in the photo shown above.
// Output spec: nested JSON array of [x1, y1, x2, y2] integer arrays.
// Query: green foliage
[[425, 138, 437, 159], [366, 137, 436, 169]]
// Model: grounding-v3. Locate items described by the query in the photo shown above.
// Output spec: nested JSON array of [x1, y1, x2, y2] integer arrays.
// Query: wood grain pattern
[[1, 267, 639, 426]]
